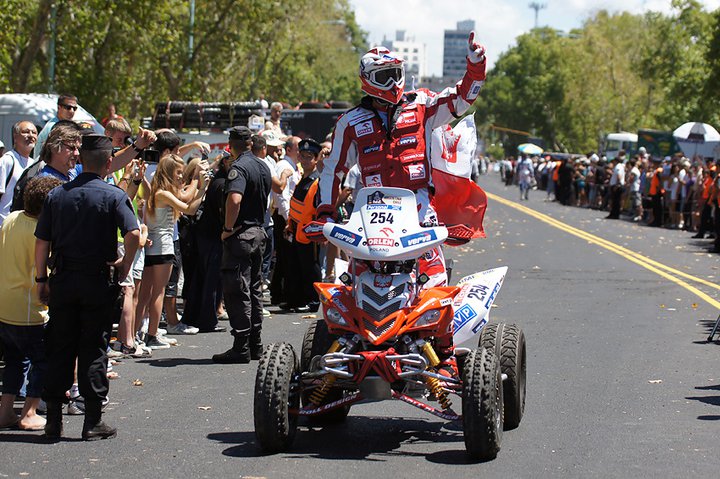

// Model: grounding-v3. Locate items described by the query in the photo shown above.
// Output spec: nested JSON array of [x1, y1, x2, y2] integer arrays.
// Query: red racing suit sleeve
[[422, 58, 486, 132], [319, 111, 359, 208]]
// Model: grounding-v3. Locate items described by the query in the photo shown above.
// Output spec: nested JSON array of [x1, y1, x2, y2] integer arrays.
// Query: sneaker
[[165, 322, 199, 335], [68, 396, 110, 416], [263, 308, 271, 317], [107, 349, 126, 359], [145, 335, 171, 350]]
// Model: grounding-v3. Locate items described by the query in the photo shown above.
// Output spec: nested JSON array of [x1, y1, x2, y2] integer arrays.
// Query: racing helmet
[[359, 47, 405, 105]]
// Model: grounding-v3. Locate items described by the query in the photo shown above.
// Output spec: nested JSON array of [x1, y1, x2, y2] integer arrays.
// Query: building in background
[[443, 19, 475, 79], [381, 30, 427, 82]]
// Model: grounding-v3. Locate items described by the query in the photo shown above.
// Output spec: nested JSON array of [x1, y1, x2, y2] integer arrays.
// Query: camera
[[141, 149, 160, 164]]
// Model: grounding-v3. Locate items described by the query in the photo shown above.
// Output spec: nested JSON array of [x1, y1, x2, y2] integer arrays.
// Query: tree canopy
[[475, 0, 720, 154], [0, 0, 367, 119]]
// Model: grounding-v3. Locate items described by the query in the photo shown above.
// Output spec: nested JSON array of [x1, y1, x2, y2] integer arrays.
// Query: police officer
[[212, 128, 272, 364], [35, 134, 140, 441]]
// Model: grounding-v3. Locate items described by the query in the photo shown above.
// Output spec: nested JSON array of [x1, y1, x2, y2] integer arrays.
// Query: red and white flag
[[430, 115, 487, 238]]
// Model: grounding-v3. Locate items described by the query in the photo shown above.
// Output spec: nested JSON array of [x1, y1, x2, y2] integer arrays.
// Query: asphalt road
[[2, 175, 720, 478]]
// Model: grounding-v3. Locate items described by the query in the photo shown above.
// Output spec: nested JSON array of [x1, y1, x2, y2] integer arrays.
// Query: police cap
[[298, 138, 322, 156], [81, 134, 113, 152], [228, 126, 252, 142]]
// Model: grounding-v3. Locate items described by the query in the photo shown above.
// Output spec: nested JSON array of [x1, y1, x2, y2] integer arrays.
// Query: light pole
[[529, 2, 547, 29]]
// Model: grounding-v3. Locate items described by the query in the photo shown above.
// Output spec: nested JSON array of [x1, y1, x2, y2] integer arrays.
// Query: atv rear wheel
[[479, 322, 527, 429], [254, 342, 300, 452], [462, 347, 503, 461], [300, 319, 350, 423]]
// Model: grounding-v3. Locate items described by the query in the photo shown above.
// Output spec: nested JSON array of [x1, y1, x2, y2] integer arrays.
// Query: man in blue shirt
[[34, 94, 78, 159]]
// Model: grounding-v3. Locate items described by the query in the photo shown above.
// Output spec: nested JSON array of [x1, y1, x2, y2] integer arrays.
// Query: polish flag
[[430, 115, 487, 239]]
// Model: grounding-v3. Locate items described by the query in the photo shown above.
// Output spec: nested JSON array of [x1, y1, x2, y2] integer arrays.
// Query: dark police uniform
[[35, 163, 138, 419], [221, 149, 271, 352]]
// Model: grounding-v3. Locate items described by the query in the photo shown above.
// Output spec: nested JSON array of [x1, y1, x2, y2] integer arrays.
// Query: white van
[[0, 93, 103, 150], [602, 132, 638, 160]]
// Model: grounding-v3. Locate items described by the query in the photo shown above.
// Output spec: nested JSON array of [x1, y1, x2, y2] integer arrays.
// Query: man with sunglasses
[[34, 94, 79, 159]]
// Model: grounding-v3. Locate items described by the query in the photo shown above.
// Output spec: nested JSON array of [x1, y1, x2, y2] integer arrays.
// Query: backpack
[[10, 159, 45, 212]]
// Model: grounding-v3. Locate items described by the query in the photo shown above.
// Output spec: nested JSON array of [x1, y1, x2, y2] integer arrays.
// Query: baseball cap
[[261, 130, 284, 147]]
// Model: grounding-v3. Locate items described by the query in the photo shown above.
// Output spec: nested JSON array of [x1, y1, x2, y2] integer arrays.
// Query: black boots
[[44, 402, 63, 440], [212, 333, 251, 364], [82, 400, 116, 441], [250, 329, 264, 360]]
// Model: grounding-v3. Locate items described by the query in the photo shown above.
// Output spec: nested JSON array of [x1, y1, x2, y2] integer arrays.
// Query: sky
[[348, 0, 720, 76]]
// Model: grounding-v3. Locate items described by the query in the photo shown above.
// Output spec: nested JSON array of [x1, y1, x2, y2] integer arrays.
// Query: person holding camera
[[35, 134, 141, 441]]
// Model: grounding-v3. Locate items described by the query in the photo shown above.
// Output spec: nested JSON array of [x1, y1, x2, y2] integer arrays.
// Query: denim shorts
[[0, 322, 47, 398]]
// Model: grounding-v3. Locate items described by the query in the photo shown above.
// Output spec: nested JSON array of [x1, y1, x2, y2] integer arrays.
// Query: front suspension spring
[[309, 374, 337, 405], [426, 376, 451, 410]]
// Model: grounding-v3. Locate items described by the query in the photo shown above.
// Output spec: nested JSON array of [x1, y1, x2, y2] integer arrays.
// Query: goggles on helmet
[[369, 67, 404, 90]]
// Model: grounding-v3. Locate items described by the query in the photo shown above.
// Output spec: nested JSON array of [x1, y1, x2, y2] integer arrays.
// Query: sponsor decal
[[398, 136, 417, 146], [471, 316, 488, 335], [374, 275, 393, 288], [440, 298, 453, 307], [380, 227, 393, 237], [397, 112, 418, 125], [453, 304, 478, 333], [363, 144, 381, 154], [330, 226, 362, 246], [368, 237, 395, 247], [367, 191, 385, 204], [408, 164, 426, 181], [367, 204, 400, 211], [484, 281, 501, 309], [355, 120, 373, 137], [365, 174, 382, 187], [400, 230, 437, 247], [467, 80, 484, 100], [403, 152, 425, 161], [333, 298, 349, 313]]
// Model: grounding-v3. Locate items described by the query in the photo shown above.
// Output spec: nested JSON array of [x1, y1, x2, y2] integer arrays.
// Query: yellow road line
[[486, 192, 720, 310]]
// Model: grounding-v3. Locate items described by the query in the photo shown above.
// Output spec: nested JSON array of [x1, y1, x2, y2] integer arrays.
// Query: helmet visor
[[370, 67, 404, 89]]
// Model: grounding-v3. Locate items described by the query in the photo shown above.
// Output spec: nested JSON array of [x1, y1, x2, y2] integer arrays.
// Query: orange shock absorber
[[309, 374, 337, 405], [309, 340, 342, 405], [422, 342, 451, 409], [426, 376, 452, 410]]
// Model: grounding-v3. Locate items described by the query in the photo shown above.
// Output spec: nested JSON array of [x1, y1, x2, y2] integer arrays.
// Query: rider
[[309, 31, 488, 288]]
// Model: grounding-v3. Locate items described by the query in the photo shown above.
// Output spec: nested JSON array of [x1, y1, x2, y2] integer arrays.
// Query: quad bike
[[254, 187, 526, 460]]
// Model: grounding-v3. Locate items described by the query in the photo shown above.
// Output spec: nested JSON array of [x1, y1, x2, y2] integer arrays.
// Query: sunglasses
[[60, 104, 78, 111]]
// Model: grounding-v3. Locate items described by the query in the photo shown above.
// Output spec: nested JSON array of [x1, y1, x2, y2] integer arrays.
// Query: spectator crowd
[[0, 94, 349, 437], [493, 149, 720, 254]]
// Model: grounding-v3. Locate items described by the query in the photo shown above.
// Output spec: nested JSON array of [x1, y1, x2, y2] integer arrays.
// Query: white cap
[[261, 130, 284, 147], [639, 146, 647, 154], [0, 140, 4, 149]]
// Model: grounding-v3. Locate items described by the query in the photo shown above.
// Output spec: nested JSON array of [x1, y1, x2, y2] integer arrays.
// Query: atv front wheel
[[479, 322, 527, 429], [254, 342, 300, 452], [462, 347, 504, 461]]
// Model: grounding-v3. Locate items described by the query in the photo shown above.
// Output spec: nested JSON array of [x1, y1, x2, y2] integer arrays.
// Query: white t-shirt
[[629, 166, 641, 193], [610, 163, 625, 186], [257, 155, 278, 226], [0, 150, 31, 225], [273, 157, 299, 220], [678, 169, 688, 198]]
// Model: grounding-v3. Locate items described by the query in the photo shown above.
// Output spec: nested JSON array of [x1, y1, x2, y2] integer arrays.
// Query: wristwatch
[[35, 276, 48, 283], [223, 226, 234, 233]]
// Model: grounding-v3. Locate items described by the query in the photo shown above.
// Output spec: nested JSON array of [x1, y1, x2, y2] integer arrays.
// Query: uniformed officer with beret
[[35, 134, 140, 441], [213, 127, 272, 364]]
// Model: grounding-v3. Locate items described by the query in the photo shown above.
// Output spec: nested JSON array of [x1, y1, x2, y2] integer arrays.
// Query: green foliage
[[478, 3, 720, 154], [0, 0, 367, 120]]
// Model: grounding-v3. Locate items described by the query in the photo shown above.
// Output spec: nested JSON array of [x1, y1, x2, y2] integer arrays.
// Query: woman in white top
[[135, 155, 209, 349]]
